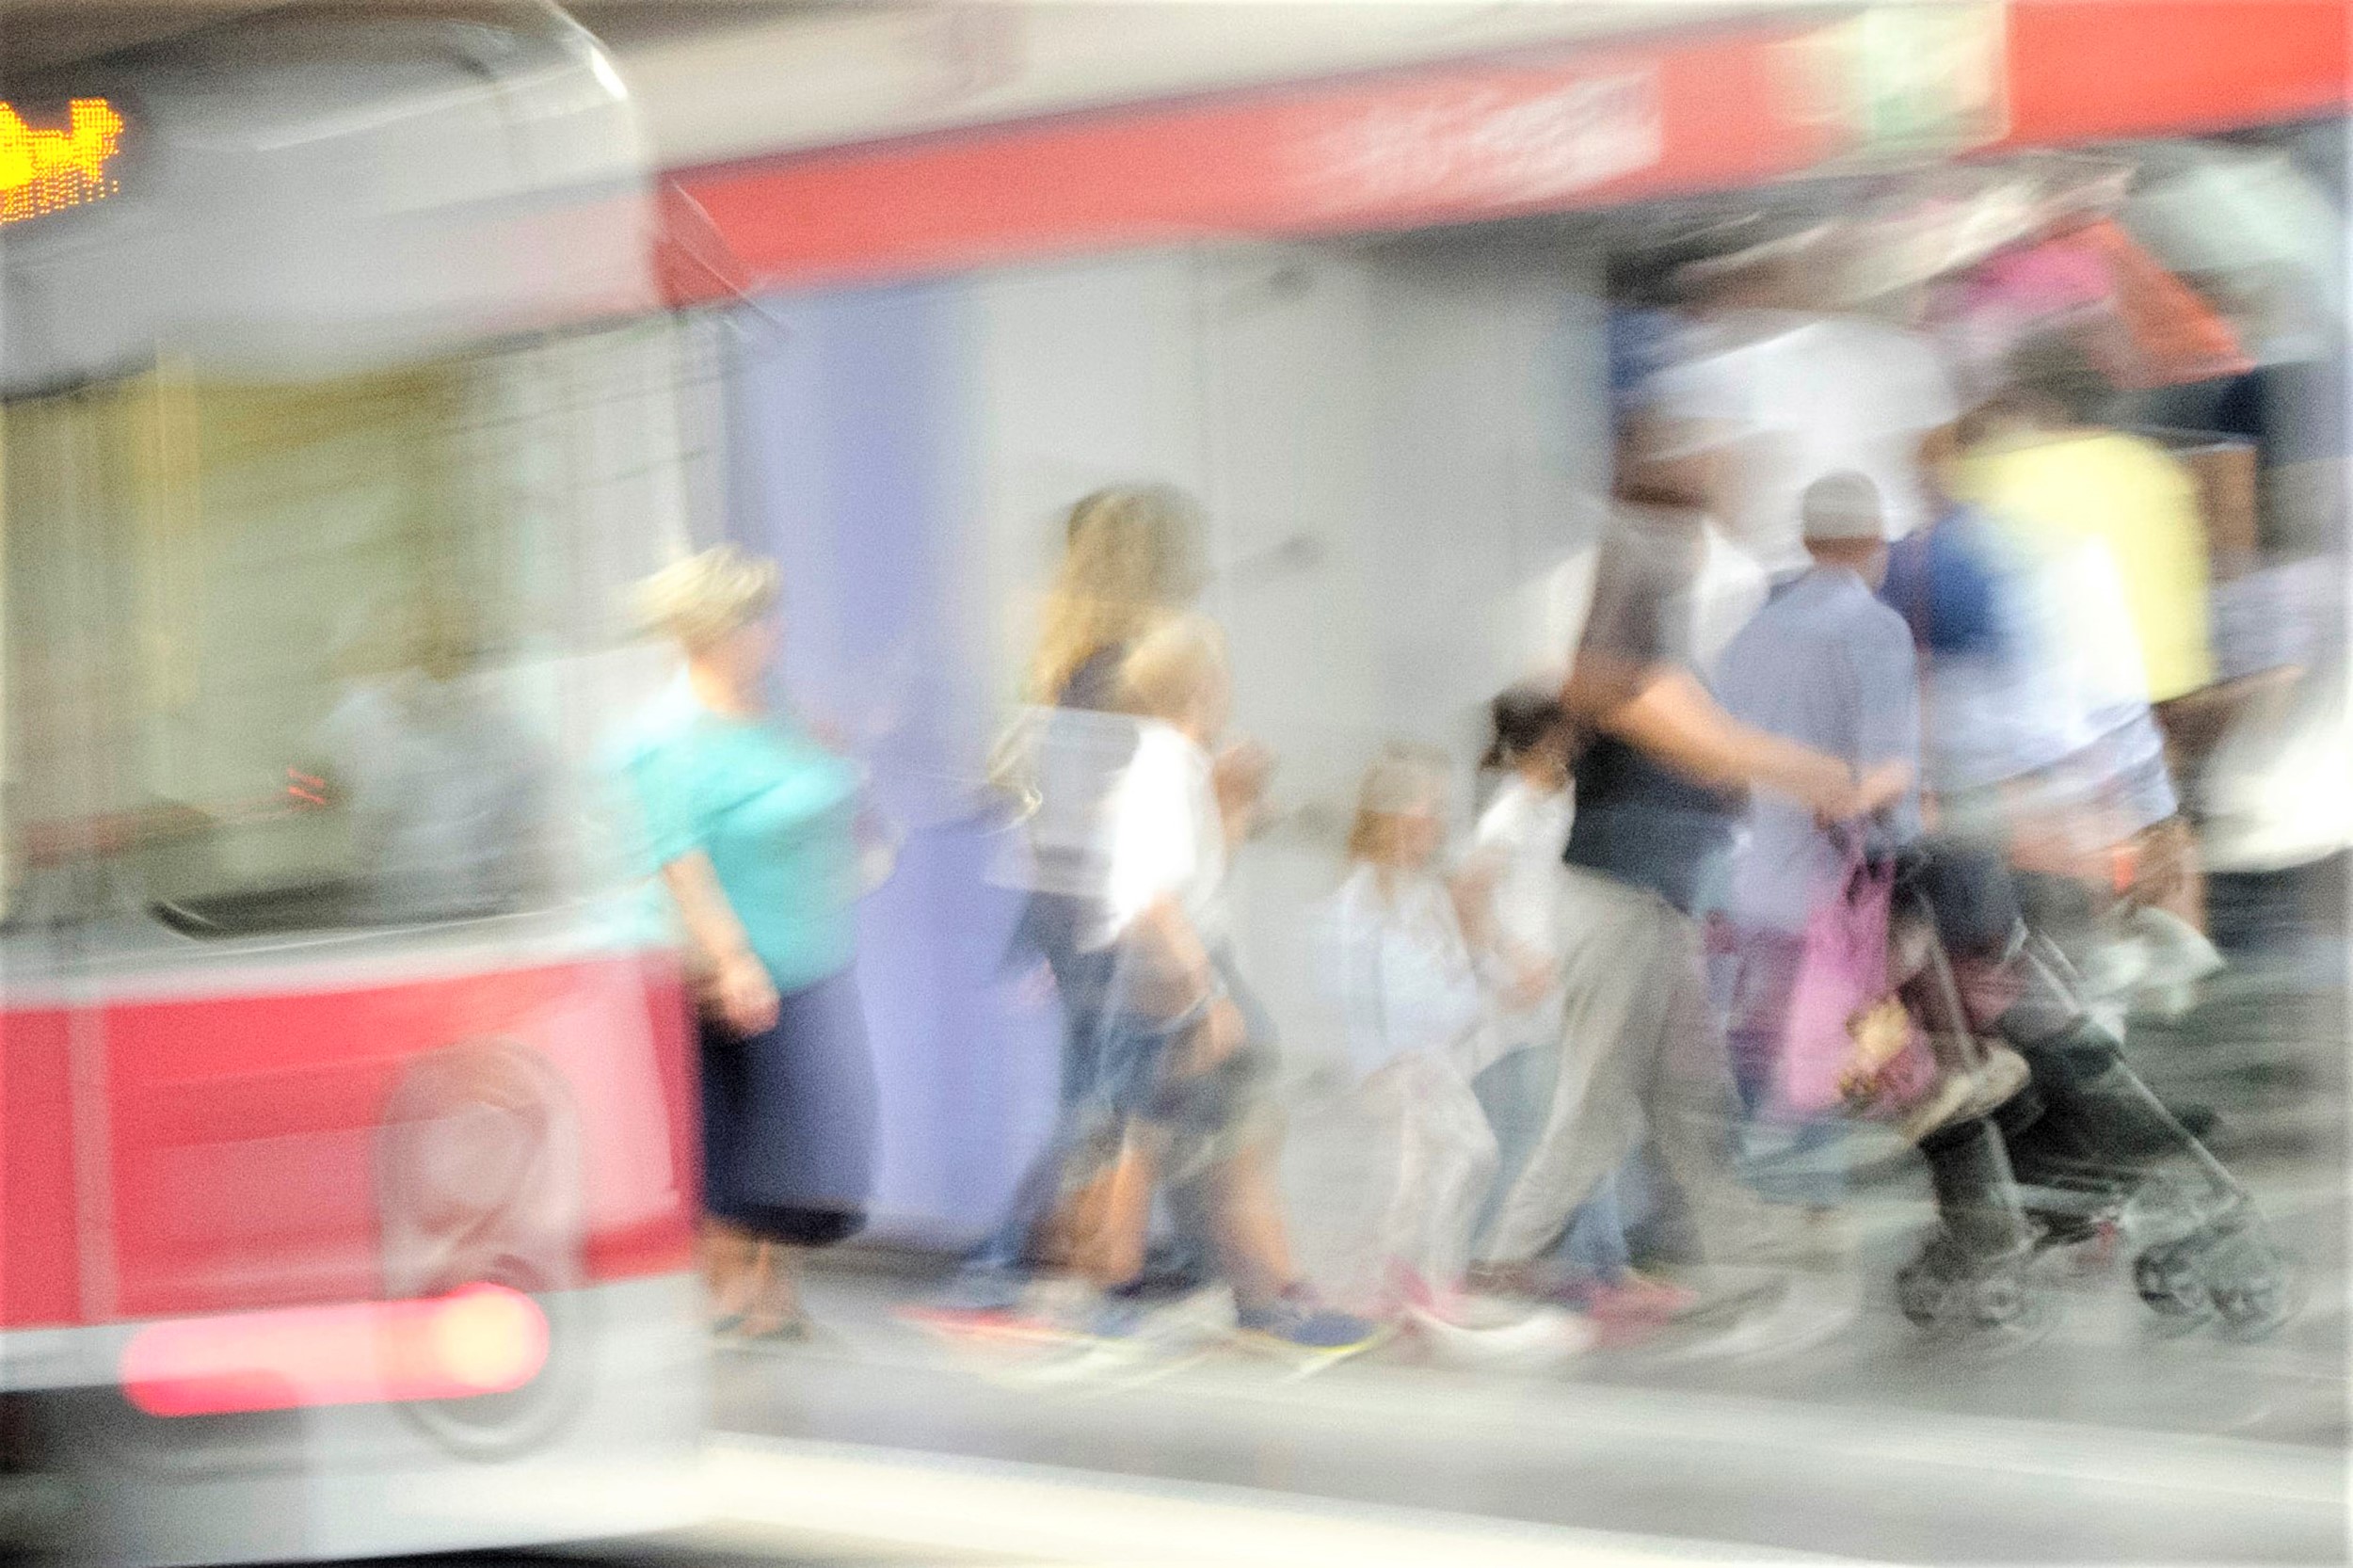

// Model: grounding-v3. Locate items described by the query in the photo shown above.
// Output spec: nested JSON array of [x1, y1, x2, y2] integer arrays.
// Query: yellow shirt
[[1959, 431, 2215, 704]]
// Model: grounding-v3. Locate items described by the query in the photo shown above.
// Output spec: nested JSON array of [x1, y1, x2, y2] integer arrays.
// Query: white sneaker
[[1410, 1299, 1595, 1371], [1649, 1271, 1861, 1365]]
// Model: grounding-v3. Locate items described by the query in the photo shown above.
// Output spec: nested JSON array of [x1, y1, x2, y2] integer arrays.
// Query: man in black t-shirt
[[1476, 417, 1908, 1290]]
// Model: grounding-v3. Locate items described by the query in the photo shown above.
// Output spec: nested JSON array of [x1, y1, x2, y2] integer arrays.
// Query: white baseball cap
[[1800, 471, 1887, 543]]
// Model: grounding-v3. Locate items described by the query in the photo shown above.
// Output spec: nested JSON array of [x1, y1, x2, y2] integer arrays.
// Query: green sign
[[1785, 2, 2009, 161]]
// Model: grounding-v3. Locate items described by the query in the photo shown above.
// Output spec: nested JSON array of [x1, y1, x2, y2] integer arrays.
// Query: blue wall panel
[[723, 287, 1058, 1246]]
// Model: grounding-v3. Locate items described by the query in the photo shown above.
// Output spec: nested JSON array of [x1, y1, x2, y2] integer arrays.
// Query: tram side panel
[[99, 952, 697, 1325], [0, 1005, 81, 1336]]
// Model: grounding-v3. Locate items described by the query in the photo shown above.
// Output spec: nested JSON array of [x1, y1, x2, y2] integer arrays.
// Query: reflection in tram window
[[0, 328, 698, 935], [310, 604, 557, 925]]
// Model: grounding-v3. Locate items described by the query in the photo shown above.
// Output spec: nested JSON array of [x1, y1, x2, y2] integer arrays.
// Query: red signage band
[[664, 3, 2350, 299], [1999, 0, 2348, 150], [665, 22, 1841, 299]]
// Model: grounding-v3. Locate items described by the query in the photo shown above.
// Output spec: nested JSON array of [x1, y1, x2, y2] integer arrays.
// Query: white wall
[[969, 251, 1217, 708], [965, 234, 1611, 1068]]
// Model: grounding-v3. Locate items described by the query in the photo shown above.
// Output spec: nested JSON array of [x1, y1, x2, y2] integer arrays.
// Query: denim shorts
[[1087, 946, 1275, 1165]]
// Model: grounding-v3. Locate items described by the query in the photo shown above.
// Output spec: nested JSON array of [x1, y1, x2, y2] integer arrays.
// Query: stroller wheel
[[2132, 1240, 2212, 1320], [1966, 1270, 2029, 1330], [2198, 1221, 2302, 1342], [1896, 1231, 1964, 1328], [1897, 1232, 2050, 1347], [2210, 1270, 2297, 1341], [1950, 1258, 2056, 1354], [1897, 1259, 1949, 1328]]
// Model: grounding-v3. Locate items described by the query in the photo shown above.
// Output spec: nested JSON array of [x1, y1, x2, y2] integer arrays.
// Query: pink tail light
[[120, 1284, 550, 1417]]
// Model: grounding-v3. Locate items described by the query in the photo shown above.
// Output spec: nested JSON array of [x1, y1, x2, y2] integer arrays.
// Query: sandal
[[738, 1312, 814, 1346]]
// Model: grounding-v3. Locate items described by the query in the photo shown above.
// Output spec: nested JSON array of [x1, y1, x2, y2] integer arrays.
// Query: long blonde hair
[[1027, 486, 1206, 703]]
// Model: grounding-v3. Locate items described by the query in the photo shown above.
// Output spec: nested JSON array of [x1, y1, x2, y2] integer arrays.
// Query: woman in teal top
[[623, 546, 876, 1342]]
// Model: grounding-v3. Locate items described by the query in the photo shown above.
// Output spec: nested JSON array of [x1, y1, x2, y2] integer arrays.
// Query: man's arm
[[1591, 664, 1902, 820]]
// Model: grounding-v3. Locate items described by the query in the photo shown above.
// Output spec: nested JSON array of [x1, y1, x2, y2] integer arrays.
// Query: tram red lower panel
[[3, 952, 697, 1329], [2, 1005, 82, 1329]]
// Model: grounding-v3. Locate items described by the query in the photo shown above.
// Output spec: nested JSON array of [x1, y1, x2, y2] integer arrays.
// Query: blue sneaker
[[1233, 1288, 1387, 1365], [936, 1261, 1032, 1315], [1072, 1293, 1154, 1345]]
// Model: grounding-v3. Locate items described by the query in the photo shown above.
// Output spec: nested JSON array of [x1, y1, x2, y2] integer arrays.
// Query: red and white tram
[[0, 6, 707, 1562]]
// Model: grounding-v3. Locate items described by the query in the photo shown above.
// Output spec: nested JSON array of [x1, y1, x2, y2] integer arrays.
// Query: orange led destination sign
[[0, 98, 126, 225]]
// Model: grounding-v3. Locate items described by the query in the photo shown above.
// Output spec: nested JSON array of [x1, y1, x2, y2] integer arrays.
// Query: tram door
[[1, 376, 159, 1341]]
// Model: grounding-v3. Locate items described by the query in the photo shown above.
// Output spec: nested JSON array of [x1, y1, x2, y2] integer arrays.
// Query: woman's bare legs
[[706, 1223, 813, 1337], [703, 1219, 757, 1324], [740, 1243, 809, 1337]]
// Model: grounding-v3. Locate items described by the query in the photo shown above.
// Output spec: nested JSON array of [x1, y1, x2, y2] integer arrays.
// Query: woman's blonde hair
[[1345, 744, 1450, 864], [633, 545, 781, 652], [1028, 486, 1207, 703]]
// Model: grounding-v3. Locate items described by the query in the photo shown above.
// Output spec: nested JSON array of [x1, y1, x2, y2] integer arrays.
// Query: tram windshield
[[0, 322, 702, 934]]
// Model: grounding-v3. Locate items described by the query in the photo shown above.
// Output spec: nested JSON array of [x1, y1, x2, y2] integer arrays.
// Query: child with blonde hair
[[1322, 744, 1508, 1319], [1081, 616, 1383, 1361]]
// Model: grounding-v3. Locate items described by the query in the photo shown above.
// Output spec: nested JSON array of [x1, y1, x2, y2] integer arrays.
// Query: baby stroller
[[1884, 843, 2299, 1341]]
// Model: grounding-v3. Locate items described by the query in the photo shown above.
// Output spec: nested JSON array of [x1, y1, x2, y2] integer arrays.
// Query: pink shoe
[[1383, 1261, 1466, 1324], [897, 1303, 1066, 1346], [1590, 1272, 1699, 1322]]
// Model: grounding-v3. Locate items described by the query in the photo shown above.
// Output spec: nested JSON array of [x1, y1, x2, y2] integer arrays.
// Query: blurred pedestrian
[[931, 485, 1214, 1321], [1470, 415, 1908, 1308], [621, 546, 878, 1342], [1878, 408, 2082, 822], [1085, 616, 1383, 1361], [1956, 338, 2213, 930], [1711, 472, 1923, 1221], [1321, 746, 1498, 1317], [313, 601, 555, 924], [1465, 687, 1685, 1320]]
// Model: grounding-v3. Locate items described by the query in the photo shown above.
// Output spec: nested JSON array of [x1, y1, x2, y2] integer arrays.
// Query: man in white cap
[[1711, 472, 1922, 1227], [1718, 472, 1923, 941]]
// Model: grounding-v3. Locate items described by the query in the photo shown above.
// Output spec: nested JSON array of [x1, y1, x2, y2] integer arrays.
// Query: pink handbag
[[1773, 856, 1935, 1119]]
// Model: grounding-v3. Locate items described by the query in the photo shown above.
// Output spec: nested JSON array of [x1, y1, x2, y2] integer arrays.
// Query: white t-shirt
[[2009, 530, 2174, 832], [1651, 312, 1960, 571], [1100, 719, 1227, 949], [2039, 534, 2155, 747], [1472, 776, 1574, 966], [1470, 776, 1575, 1054], [1321, 863, 1490, 1081]]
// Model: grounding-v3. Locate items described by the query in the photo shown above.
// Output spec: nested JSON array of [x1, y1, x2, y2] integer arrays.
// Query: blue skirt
[[697, 966, 878, 1245]]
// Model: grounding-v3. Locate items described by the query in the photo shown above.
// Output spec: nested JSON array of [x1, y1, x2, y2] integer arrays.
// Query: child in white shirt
[[1324, 746, 1502, 1315], [1465, 686, 1689, 1321], [1085, 616, 1381, 1356]]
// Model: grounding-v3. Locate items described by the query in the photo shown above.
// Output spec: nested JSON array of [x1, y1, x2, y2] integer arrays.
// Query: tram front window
[[0, 334, 682, 935]]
